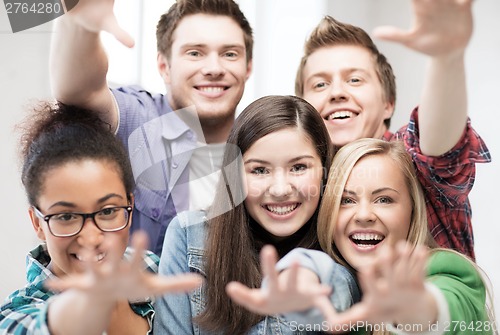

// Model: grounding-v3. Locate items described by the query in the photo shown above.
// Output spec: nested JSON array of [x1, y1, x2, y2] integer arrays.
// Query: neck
[[173, 106, 234, 144]]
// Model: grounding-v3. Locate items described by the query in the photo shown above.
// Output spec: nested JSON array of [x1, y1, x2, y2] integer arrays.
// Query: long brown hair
[[196, 95, 333, 334]]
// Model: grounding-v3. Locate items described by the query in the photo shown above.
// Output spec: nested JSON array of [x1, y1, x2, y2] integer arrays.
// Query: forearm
[[387, 283, 449, 335], [50, 16, 109, 109], [418, 53, 468, 156], [47, 290, 114, 335]]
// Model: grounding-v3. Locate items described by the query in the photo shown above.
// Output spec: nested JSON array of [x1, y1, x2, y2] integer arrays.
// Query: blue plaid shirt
[[0, 244, 159, 335]]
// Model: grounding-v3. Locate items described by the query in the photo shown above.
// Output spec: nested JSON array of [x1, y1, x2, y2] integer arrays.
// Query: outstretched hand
[[373, 0, 473, 57], [226, 245, 332, 316], [318, 242, 432, 333], [45, 231, 202, 302], [62, 0, 134, 47]]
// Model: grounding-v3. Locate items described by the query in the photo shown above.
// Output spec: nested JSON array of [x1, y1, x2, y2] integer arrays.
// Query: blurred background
[[1, 0, 498, 321]]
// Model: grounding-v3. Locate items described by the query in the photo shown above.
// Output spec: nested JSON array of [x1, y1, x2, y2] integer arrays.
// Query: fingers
[[226, 282, 266, 314], [43, 277, 81, 292], [324, 302, 369, 333], [372, 26, 413, 45], [260, 245, 279, 291], [103, 15, 135, 48], [130, 231, 149, 270], [150, 273, 203, 294]]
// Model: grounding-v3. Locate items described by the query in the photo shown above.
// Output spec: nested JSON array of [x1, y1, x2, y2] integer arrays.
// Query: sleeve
[[386, 282, 450, 335], [274, 248, 360, 326], [110, 85, 162, 149], [153, 215, 196, 335], [0, 294, 52, 335], [425, 251, 492, 335], [394, 107, 491, 207]]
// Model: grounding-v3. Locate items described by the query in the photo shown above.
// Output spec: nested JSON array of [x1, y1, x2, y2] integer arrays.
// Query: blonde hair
[[318, 138, 431, 270], [317, 138, 497, 334]]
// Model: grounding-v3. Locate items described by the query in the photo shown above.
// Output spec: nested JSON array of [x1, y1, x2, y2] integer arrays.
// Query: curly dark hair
[[18, 101, 134, 206]]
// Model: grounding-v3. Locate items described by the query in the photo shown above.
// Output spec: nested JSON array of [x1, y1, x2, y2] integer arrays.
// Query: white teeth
[[266, 204, 298, 215], [199, 87, 224, 93], [327, 111, 354, 120], [351, 233, 383, 241], [75, 253, 105, 262]]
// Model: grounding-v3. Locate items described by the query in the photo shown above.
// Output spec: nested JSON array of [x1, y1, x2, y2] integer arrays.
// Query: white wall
[[1, 0, 498, 321]]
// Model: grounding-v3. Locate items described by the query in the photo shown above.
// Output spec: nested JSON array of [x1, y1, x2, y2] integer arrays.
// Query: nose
[[201, 53, 226, 77], [354, 201, 377, 224], [329, 81, 349, 102], [268, 170, 293, 198], [76, 217, 104, 248]]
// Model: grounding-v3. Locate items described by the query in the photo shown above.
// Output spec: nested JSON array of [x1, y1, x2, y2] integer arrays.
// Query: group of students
[[0, 0, 497, 334]]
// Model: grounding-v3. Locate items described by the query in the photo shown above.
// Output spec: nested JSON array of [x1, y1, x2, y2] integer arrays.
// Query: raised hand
[[319, 242, 433, 333], [226, 245, 332, 316], [45, 231, 202, 302], [373, 0, 473, 57], [62, 0, 134, 47]]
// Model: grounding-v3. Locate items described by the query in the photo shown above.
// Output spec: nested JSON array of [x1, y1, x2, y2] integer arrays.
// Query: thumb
[[372, 25, 412, 45]]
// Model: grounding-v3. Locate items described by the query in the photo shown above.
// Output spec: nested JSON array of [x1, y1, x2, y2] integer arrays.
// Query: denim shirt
[[112, 85, 198, 256], [153, 211, 360, 335]]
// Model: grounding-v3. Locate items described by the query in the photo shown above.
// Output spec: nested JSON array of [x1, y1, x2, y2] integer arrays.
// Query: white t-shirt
[[188, 142, 225, 211]]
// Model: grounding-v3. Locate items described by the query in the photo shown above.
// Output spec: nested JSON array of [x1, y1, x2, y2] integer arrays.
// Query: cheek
[[303, 93, 324, 110], [297, 173, 323, 200], [244, 177, 266, 199], [45, 236, 72, 257]]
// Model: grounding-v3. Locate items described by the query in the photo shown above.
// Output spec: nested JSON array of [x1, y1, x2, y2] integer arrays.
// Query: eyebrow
[[343, 187, 400, 196], [47, 193, 126, 210], [244, 155, 316, 165], [180, 43, 245, 50], [306, 68, 372, 81]]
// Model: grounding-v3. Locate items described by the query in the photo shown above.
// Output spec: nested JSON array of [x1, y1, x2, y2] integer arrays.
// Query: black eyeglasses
[[33, 206, 132, 237]]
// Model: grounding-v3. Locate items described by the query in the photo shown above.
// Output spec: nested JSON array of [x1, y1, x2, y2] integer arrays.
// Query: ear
[[383, 100, 395, 120], [128, 193, 135, 209], [245, 59, 253, 81], [157, 52, 171, 85], [29, 207, 47, 241]]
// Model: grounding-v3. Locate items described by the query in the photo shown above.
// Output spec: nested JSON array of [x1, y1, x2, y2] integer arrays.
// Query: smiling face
[[333, 154, 412, 271], [159, 14, 252, 137], [243, 128, 324, 240], [301, 45, 394, 147], [29, 159, 131, 278]]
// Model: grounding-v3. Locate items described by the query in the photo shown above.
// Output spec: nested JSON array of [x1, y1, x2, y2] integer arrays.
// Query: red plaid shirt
[[383, 108, 491, 260]]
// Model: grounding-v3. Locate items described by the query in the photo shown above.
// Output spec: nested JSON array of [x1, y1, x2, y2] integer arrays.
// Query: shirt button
[[172, 161, 178, 169], [152, 208, 159, 218], [187, 132, 194, 139]]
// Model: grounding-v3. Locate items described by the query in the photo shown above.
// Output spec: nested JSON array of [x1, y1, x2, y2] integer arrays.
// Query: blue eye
[[224, 51, 238, 58], [340, 197, 354, 205], [376, 196, 393, 204], [314, 81, 327, 89], [187, 50, 201, 57]]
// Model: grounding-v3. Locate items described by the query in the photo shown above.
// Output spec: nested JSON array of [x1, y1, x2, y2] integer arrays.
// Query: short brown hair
[[156, 0, 253, 63], [296, 16, 396, 129]]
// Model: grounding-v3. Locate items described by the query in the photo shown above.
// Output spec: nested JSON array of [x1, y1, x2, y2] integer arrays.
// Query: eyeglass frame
[[33, 205, 133, 237]]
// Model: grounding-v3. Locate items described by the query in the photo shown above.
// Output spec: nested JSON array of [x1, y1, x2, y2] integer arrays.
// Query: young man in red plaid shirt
[[295, 0, 490, 260]]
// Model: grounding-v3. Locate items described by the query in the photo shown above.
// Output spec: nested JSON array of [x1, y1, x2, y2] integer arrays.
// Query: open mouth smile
[[264, 203, 300, 215], [326, 110, 358, 121], [349, 232, 384, 249]]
